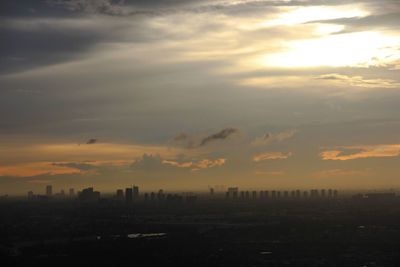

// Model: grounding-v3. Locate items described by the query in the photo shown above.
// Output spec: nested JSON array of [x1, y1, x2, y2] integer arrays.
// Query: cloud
[[171, 127, 239, 148], [251, 129, 297, 146], [254, 170, 285, 175], [314, 168, 375, 178], [320, 144, 400, 160], [253, 152, 292, 162], [162, 160, 193, 168], [86, 138, 97, 144], [316, 73, 400, 88], [0, 162, 83, 177], [196, 158, 226, 169], [49, 0, 131, 16], [200, 127, 239, 146], [130, 153, 163, 170]]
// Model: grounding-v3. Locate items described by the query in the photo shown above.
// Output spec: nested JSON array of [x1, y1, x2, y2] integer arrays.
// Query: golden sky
[[1, 0, 400, 194]]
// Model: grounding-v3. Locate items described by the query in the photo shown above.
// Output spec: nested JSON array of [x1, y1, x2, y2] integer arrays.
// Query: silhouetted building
[[227, 187, 238, 199], [133, 186, 139, 199], [151, 192, 156, 201], [296, 190, 301, 198], [328, 189, 333, 198], [210, 187, 214, 195], [116, 189, 124, 200], [144, 192, 149, 201], [321, 189, 326, 198], [291, 190, 295, 198], [69, 188, 75, 199], [46, 185, 52, 196], [284, 191, 289, 198], [157, 189, 165, 201], [252, 191, 257, 199], [303, 191, 308, 199], [333, 189, 338, 198], [264, 190, 269, 198], [79, 187, 100, 201], [259, 190, 264, 199], [271, 190, 276, 199], [365, 192, 396, 199], [126, 188, 133, 203], [277, 191, 281, 199], [28, 191, 34, 200]]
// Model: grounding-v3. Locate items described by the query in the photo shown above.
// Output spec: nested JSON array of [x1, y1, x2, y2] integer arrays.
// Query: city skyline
[[1, 0, 400, 194]]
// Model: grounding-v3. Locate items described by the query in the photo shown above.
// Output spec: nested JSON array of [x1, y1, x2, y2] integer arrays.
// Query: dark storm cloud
[[199, 127, 239, 147], [86, 138, 97, 144]]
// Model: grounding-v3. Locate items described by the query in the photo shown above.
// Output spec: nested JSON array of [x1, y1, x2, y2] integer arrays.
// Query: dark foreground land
[[1, 197, 400, 266]]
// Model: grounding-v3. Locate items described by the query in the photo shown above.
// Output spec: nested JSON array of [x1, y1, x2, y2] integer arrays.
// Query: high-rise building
[[291, 191, 295, 198], [240, 191, 245, 199], [264, 191, 269, 198], [46, 185, 52, 196], [210, 188, 214, 196], [296, 190, 301, 198], [333, 189, 338, 198], [321, 189, 326, 197], [116, 189, 123, 200], [126, 188, 133, 202], [283, 191, 289, 198], [252, 191, 257, 199], [328, 189, 333, 198], [271, 190, 276, 199], [259, 190, 264, 199], [303, 191, 308, 199], [133, 186, 139, 199], [69, 188, 75, 198], [28, 191, 34, 200]]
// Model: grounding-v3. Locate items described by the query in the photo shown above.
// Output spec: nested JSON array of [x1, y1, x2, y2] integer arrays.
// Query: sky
[[1, 0, 400, 195]]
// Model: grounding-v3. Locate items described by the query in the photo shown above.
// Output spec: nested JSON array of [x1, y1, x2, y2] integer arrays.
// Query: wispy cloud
[[171, 127, 239, 148], [320, 144, 400, 160], [86, 138, 97, 144], [253, 152, 292, 162], [251, 129, 297, 146]]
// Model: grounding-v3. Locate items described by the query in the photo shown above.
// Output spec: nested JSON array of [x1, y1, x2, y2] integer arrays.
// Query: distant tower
[[252, 191, 257, 199], [125, 188, 133, 203], [303, 191, 308, 199], [46, 185, 52, 196], [116, 189, 124, 200], [69, 188, 75, 198], [28, 191, 34, 200], [328, 189, 333, 198], [283, 191, 289, 198], [277, 191, 281, 199], [321, 189, 326, 198], [240, 191, 245, 199], [259, 191, 264, 199], [296, 190, 301, 198], [210, 187, 214, 196], [333, 189, 338, 198], [271, 190, 276, 199], [264, 190, 269, 198], [291, 191, 295, 198], [133, 186, 139, 200]]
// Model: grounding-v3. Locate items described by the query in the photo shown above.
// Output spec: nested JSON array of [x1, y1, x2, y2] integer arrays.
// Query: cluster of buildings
[[224, 187, 338, 200], [27, 185, 99, 201]]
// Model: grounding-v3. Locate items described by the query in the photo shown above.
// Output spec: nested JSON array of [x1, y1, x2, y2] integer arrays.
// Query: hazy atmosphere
[[1, 0, 400, 195]]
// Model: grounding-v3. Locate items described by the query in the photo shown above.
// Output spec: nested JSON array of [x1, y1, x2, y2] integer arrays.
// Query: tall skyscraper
[[126, 188, 133, 203], [69, 188, 75, 198], [133, 185, 139, 199], [46, 185, 52, 196], [116, 189, 124, 200]]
